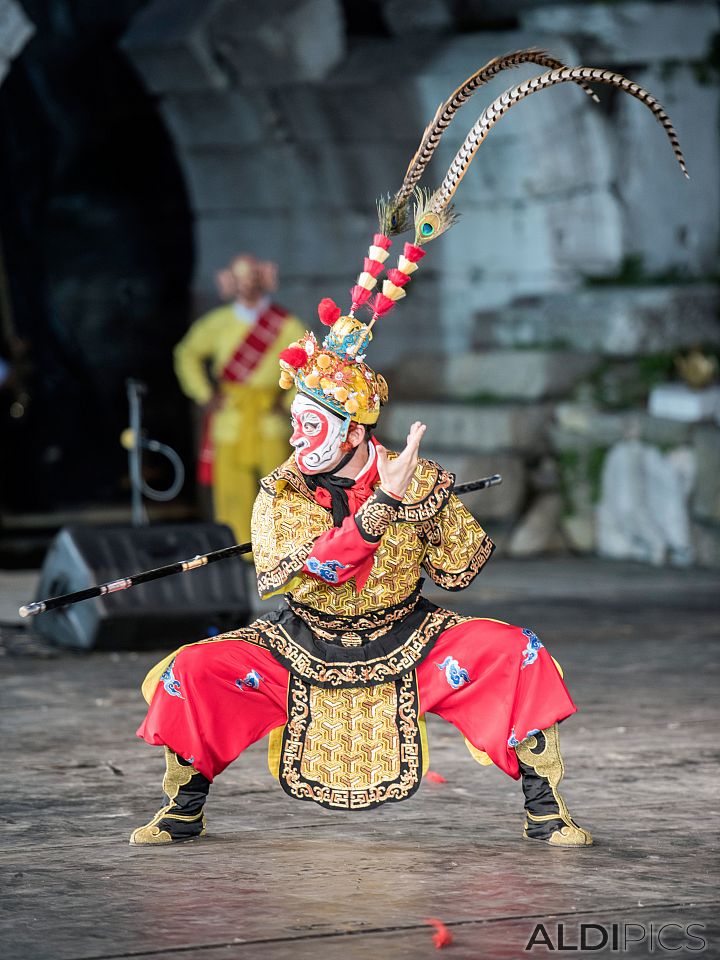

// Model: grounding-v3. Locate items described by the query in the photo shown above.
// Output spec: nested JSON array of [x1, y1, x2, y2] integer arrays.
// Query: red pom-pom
[[373, 233, 392, 250], [386, 268, 411, 287], [425, 919, 453, 949], [363, 258, 384, 278], [369, 293, 395, 317], [317, 297, 342, 327], [403, 242, 426, 263], [350, 285, 372, 308], [278, 346, 307, 370]]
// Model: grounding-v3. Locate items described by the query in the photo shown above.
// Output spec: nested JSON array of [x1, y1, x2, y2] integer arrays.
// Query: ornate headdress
[[279, 50, 688, 430]]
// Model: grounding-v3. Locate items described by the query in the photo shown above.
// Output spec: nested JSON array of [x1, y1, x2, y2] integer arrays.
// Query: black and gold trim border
[[397, 464, 454, 522], [355, 489, 402, 542], [257, 607, 470, 687], [256, 541, 314, 597]]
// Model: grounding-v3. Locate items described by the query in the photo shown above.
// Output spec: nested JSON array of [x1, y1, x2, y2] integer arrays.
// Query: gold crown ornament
[[279, 49, 688, 425], [279, 295, 389, 426]]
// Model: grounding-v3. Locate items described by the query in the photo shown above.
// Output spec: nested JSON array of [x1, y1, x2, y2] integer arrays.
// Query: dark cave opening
[[0, 1, 194, 517]]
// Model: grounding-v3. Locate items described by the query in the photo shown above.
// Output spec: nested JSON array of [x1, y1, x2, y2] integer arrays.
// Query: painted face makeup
[[290, 395, 346, 474]]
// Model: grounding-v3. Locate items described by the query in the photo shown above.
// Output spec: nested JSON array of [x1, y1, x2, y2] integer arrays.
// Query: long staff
[[18, 474, 502, 618]]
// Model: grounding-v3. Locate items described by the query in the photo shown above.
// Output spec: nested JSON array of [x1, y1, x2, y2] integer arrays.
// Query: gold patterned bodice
[[251, 455, 495, 611]]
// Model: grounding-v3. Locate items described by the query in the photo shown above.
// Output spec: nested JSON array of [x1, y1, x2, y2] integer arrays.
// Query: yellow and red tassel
[[350, 233, 392, 314]]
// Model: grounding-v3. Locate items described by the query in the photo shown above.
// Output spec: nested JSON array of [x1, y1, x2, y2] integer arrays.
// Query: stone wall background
[[119, 0, 720, 567], [3, 0, 711, 563]]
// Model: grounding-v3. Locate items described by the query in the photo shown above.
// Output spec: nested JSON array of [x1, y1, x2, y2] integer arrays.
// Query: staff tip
[[18, 601, 45, 618]]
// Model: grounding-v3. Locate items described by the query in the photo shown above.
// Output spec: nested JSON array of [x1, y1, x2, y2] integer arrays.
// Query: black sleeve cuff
[[354, 489, 402, 543]]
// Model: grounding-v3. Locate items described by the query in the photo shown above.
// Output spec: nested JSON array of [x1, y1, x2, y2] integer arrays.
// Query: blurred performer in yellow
[[174, 255, 304, 542]]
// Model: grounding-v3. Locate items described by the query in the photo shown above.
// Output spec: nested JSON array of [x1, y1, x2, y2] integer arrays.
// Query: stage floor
[[1, 558, 718, 959]]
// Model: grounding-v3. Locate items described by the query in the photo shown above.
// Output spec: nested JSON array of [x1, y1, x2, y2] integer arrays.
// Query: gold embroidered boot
[[515, 724, 593, 847], [130, 748, 210, 845]]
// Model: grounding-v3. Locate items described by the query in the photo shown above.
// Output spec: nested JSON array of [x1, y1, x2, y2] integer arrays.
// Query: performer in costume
[[132, 52, 687, 848], [174, 254, 305, 542]]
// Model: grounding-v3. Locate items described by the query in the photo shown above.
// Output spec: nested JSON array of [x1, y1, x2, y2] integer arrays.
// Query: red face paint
[[290, 396, 345, 473]]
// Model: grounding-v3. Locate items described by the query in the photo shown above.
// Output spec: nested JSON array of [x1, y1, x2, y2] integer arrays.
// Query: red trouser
[[137, 618, 576, 782]]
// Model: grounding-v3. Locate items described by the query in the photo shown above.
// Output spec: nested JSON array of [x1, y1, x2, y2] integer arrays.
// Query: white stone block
[[614, 65, 719, 276], [0, 0, 34, 60], [183, 138, 412, 217], [192, 207, 379, 299], [379, 0, 453, 35], [391, 350, 599, 401], [553, 403, 692, 448], [509, 494, 565, 557], [596, 439, 694, 566], [123, 0, 345, 93], [475, 286, 720, 355], [276, 82, 427, 145], [649, 384, 720, 424], [122, 0, 229, 94], [379, 402, 553, 454], [161, 91, 267, 149], [521, 3, 719, 64], [209, 0, 345, 85], [0, 0, 34, 86]]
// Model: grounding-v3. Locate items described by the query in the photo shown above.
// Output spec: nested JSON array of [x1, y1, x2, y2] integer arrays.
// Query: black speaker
[[31, 524, 252, 650]]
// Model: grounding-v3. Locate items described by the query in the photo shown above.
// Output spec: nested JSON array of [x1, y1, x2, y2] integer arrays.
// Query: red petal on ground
[[425, 770, 447, 783], [426, 918, 453, 949]]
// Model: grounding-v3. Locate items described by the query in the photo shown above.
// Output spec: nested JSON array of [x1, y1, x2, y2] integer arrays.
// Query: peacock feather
[[413, 187, 459, 246]]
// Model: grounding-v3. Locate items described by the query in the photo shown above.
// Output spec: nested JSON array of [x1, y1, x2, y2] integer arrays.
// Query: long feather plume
[[428, 65, 689, 213], [378, 49, 600, 236]]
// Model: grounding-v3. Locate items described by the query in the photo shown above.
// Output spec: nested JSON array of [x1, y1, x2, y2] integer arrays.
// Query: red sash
[[197, 303, 289, 486], [221, 303, 289, 383]]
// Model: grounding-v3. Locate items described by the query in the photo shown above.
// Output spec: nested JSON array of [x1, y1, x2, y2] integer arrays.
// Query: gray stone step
[[379, 402, 553, 454], [391, 350, 600, 401], [474, 285, 720, 355], [551, 402, 693, 449], [521, 2, 719, 64]]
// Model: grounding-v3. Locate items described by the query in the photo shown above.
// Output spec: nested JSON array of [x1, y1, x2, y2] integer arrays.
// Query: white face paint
[[290, 395, 346, 474]]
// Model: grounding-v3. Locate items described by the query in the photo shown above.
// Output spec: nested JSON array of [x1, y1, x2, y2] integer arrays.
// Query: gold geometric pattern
[[252, 455, 465, 610], [420, 493, 495, 590], [287, 589, 423, 646], [278, 672, 423, 810], [302, 686, 401, 790]]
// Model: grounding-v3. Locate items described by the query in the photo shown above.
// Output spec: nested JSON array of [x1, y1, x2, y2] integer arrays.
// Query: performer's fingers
[[405, 421, 426, 453]]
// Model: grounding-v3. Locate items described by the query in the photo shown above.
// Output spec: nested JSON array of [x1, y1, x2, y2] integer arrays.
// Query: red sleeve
[[302, 489, 402, 591], [302, 514, 377, 589]]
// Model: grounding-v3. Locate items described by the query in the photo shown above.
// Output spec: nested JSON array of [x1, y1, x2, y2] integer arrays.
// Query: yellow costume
[[174, 302, 304, 542]]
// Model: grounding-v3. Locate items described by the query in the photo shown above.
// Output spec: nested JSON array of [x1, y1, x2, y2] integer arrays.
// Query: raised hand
[[376, 421, 426, 500]]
